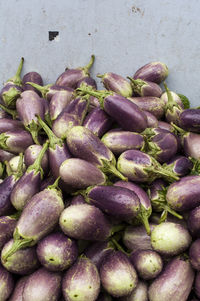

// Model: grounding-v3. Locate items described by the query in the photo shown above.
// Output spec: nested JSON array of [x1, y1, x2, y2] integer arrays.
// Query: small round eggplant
[[0, 129, 33, 154], [36, 232, 78, 271], [188, 206, 200, 237], [120, 281, 148, 301], [179, 109, 200, 133], [128, 77, 162, 97], [59, 204, 112, 241], [148, 256, 194, 301], [22, 71, 43, 93], [100, 251, 138, 298], [0, 215, 17, 250], [62, 256, 100, 301], [76, 76, 97, 89], [163, 155, 193, 177], [9, 276, 28, 301], [24, 144, 49, 173], [0, 264, 14, 300], [98, 72, 133, 97], [151, 222, 191, 256], [23, 267, 62, 301], [189, 239, 200, 270], [49, 90, 74, 121], [133, 61, 169, 83], [130, 249, 163, 280], [1, 239, 39, 275], [101, 130, 145, 155]]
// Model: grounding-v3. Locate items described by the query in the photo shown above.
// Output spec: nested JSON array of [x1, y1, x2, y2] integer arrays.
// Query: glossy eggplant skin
[[9, 276, 28, 301], [189, 239, 200, 271], [179, 109, 200, 133], [22, 72, 43, 94], [133, 61, 169, 83], [188, 206, 200, 238]]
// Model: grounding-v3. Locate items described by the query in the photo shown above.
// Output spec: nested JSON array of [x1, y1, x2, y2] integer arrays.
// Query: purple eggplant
[[56, 54, 95, 88], [130, 249, 163, 280], [59, 203, 112, 241], [179, 109, 200, 133], [188, 206, 200, 237], [144, 111, 158, 128], [163, 155, 193, 177], [120, 280, 148, 301], [10, 140, 49, 210], [36, 232, 78, 272], [1, 239, 39, 275], [166, 175, 200, 212], [0, 106, 10, 119], [23, 267, 62, 301], [0, 149, 15, 162], [158, 120, 173, 131], [2, 178, 64, 260], [133, 61, 168, 83], [70, 194, 85, 205], [0, 57, 24, 108], [117, 150, 179, 183], [148, 256, 194, 301], [0, 129, 33, 154], [59, 158, 107, 190], [151, 222, 191, 256], [101, 130, 145, 155], [123, 224, 156, 252], [100, 251, 138, 298], [24, 144, 49, 173], [22, 71, 43, 93], [76, 76, 97, 89], [114, 180, 152, 234], [128, 77, 162, 97], [0, 118, 23, 133], [62, 256, 100, 301], [83, 107, 113, 138], [84, 241, 114, 270], [0, 215, 17, 250], [49, 89, 74, 121], [9, 276, 27, 301], [66, 126, 127, 180], [40, 175, 55, 191], [189, 239, 200, 270], [0, 264, 14, 300], [98, 72, 133, 97], [128, 96, 165, 119], [195, 271, 200, 299]]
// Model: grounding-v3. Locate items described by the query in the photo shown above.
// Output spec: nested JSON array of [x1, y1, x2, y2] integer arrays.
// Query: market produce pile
[[0, 55, 200, 300]]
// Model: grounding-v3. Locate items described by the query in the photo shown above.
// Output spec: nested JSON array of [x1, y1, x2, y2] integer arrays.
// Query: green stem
[[96, 73, 104, 78], [111, 238, 127, 254], [155, 167, 179, 181], [111, 223, 126, 235], [26, 83, 52, 98], [83, 54, 95, 73], [7, 57, 24, 86], [137, 207, 151, 235], [102, 162, 128, 181], [158, 210, 168, 223], [2, 237, 33, 260], [171, 122, 186, 136], [48, 176, 61, 190], [15, 153, 24, 179], [164, 82, 181, 112], [0, 104, 18, 119]]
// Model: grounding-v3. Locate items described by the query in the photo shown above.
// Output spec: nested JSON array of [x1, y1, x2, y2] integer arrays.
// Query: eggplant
[[59, 203, 112, 241], [24, 144, 49, 173], [49, 89, 74, 121], [128, 96, 165, 119], [76, 76, 97, 89], [0, 215, 17, 250], [66, 126, 127, 180], [163, 155, 193, 177], [1, 239, 39, 274], [166, 175, 200, 212], [83, 107, 113, 138], [0, 129, 33, 154], [158, 120, 173, 131], [151, 222, 191, 256], [100, 250, 138, 298], [98, 72, 133, 97], [0, 149, 15, 162], [130, 249, 163, 280], [189, 239, 200, 270], [22, 71, 43, 93], [56, 54, 95, 88], [8, 155, 26, 173], [77, 87, 147, 132], [59, 158, 107, 190], [144, 111, 158, 128], [120, 281, 148, 301], [179, 109, 200, 133], [117, 150, 179, 183], [188, 206, 200, 237], [9, 276, 27, 301], [148, 255, 194, 301], [2, 178, 64, 260], [195, 271, 200, 299], [128, 77, 162, 97], [36, 232, 78, 271], [10, 140, 49, 210], [0, 264, 14, 300], [84, 241, 114, 270], [70, 194, 85, 205], [101, 130, 144, 155], [62, 256, 100, 301], [40, 175, 55, 191], [133, 61, 168, 83], [22, 267, 62, 301], [0, 118, 23, 133]]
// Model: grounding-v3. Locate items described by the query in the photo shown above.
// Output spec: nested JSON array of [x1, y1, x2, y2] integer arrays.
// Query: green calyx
[[100, 159, 128, 181], [26, 82, 52, 98], [127, 77, 147, 95], [47, 176, 61, 191], [171, 122, 187, 136], [0, 104, 18, 119], [76, 86, 111, 109], [25, 120, 41, 145], [146, 141, 161, 158], [0, 133, 10, 151], [36, 115, 63, 149], [0, 162, 4, 178], [2, 86, 21, 108], [136, 205, 152, 235], [81, 54, 95, 75], [164, 82, 182, 112], [27, 140, 49, 179], [189, 157, 200, 175], [6, 57, 24, 86]]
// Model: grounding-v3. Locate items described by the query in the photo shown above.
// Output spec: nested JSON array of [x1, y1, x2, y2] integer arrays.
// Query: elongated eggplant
[[59, 203, 112, 241], [128, 77, 162, 97], [0, 264, 14, 300], [148, 255, 194, 301], [37, 232, 78, 271], [100, 251, 138, 298], [66, 126, 127, 180], [133, 61, 168, 83], [22, 71, 43, 93], [101, 131, 144, 155], [188, 206, 200, 237], [151, 222, 191, 256], [1, 239, 39, 274], [117, 150, 178, 183], [49, 90, 74, 121], [163, 155, 193, 177], [56, 55, 95, 88], [24, 144, 49, 173], [189, 239, 200, 270], [76, 76, 97, 89], [0, 118, 23, 133], [10, 140, 49, 210], [0, 215, 17, 250], [120, 281, 148, 301], [23, 267, 62, 301], [0, 129, 33, 154], [166, 175, 200, 211], [2, 178, 64, 260], [9, 276, 27, 301], [130, 249, 163, 280], [62, 256, 100, 301], [98, 72, 133, 97], [144, 111, 158, 128], [128, 96, 165, 119]]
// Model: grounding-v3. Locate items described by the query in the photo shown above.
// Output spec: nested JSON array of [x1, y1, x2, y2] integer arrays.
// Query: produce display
[[0, 55, 200, 300]]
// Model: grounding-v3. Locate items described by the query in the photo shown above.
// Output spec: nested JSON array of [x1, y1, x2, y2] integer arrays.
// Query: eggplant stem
[[111, 223, 126, 235], [2, 237, 33, 260], [26, 82, 51, 98], [111, 238, 127, 254], [83, 54, 95, 72], [0, 104, 18, 119], [7, 57, 24, 86], [48, 176, 61, 190]]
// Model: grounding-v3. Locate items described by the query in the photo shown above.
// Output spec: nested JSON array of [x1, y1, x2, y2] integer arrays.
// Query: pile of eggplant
[[0, 55, 200, 301]]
